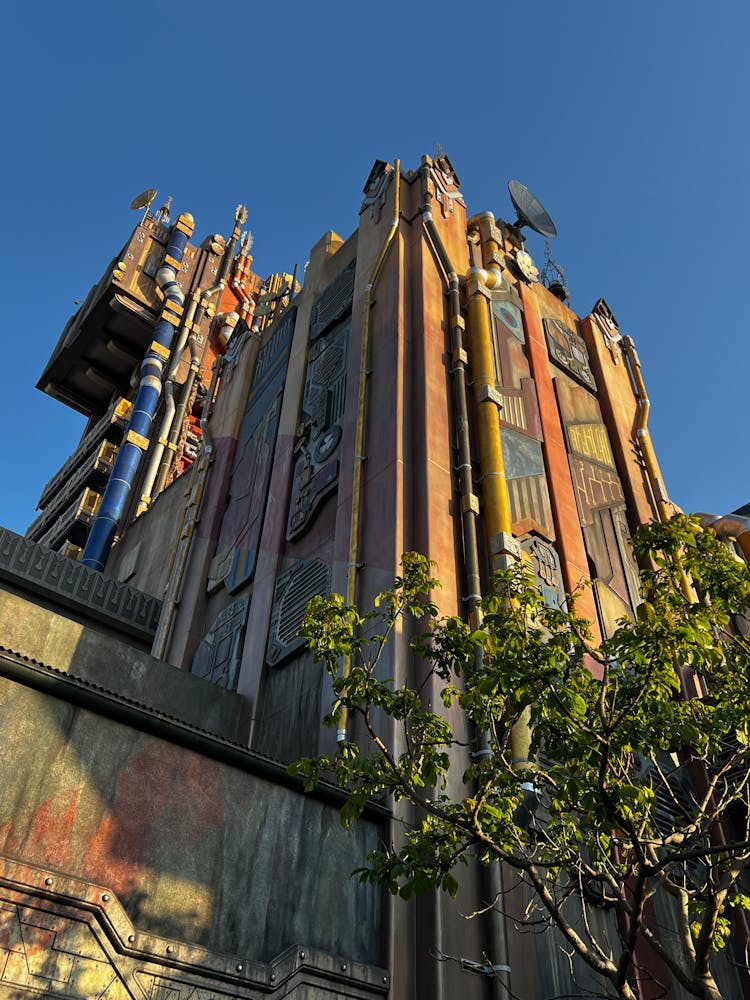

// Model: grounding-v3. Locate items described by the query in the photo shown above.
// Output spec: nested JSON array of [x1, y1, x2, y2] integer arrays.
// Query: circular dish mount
[[515, 250, 539, 283], [508, 180, 558, 240]]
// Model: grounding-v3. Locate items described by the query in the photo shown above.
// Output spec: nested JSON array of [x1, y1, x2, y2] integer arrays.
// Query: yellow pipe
[[621, 338, 671, 522], [337, 160, 400, 744], [464, 233, 513, 569], [621, 337, 694, 602], [465, 218, 533, 775]]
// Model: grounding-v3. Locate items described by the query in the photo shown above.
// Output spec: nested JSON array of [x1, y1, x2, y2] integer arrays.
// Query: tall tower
[[0, 156, 745, 1000]]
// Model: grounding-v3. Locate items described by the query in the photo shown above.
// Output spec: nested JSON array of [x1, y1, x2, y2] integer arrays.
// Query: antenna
[[507, 180, 558, 240], [541, 241, 569, 302], [129, 188, 158, 224]]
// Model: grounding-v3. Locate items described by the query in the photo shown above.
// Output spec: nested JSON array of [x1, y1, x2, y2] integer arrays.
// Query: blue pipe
[[82, 212, 195, 571]]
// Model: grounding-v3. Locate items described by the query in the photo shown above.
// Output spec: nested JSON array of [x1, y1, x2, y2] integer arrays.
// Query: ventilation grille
[[310, 260, 356, 341], [267, 559, 331, 666]]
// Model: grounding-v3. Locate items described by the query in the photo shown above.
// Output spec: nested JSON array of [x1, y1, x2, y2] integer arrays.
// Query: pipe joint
[[140, 374, 163, 392], [475, 384, 504, 410], [467, 211, 496, 231], [490, 532, 521, 561], [466, 268, 490, 298], [466, 267, 503, 296]]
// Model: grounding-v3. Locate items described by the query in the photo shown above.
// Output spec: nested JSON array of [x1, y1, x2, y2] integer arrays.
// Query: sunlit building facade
[[0, 156, 746, 999]]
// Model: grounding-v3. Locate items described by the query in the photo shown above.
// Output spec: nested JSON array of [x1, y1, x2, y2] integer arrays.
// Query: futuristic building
[[0, 156, 746, 998]]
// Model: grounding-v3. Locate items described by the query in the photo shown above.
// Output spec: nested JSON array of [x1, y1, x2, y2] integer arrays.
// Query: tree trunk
[[694, 973, 723, 1000]]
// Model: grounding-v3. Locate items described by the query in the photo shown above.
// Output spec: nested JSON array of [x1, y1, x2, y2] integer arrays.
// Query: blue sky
[[1, 1, 747, 535]]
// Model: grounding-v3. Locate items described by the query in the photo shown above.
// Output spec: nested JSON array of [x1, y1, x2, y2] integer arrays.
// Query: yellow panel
[[126, 429, 150, 451]]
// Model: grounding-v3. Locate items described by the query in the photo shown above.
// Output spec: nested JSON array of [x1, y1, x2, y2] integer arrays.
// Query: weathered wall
[[0, 584, 247, 739], [0, 678, 382, 966]]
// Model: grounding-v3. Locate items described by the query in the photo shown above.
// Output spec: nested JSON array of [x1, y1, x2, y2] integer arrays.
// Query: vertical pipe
[[620, 337, 671, 522], [217, 205, 246, 287], [337, 160, 400, 745], [463, 233, 514, 573], [151, 286, 228, 500], [419, 162, 481, 623], [232, 232, 254, 320], [137, 287, 202, 516], [419, 158, 510, 1000], [152, 353, 224, 660], [82, 212, 194, 571], [621, 336, 694, 603]]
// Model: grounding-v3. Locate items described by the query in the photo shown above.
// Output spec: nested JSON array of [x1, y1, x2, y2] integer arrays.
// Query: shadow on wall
[[0, 644, 381, 966]]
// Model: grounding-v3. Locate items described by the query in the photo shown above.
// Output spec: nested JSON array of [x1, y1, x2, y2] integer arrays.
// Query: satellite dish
[[129, 188, 158, 211], [508, 180, 557, 239]]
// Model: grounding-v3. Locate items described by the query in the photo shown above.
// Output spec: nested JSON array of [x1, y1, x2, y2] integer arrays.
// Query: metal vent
[[310, 260, 356, 341], [311, 345, 344, 388], [267, 559, 330, 666]]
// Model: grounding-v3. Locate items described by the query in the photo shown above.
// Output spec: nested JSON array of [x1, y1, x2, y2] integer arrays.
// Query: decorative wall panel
[[309, 260, 356, 342], [569, 458, 625, 524], [0, 857, 388, 999], [501, 430, 554, 539], [544, 317, 596, 391], [554, 376, 624, 526], [521, 536, 566, 610], [553, 369, 641, 628], [213, 309, 297, 592], [491, 291, 553, 538], [584, 505, 641, 615], [0, 528, 161, 640], [267, 559, 330, 667], [192, 594, 249, 690], [287, 319, 349, 541]]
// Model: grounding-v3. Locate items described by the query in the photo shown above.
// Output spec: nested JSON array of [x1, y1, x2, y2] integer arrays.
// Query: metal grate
[[267, 559, 331, 666]]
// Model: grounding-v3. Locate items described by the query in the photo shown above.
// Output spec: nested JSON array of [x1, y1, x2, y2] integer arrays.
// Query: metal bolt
[[299, 951, 305, 960], [127, 935, 135, 944], [383, 977, 388, 984], [102, 893, 110, 902], [236, 964, 243, 972], [270, 973, 276, 982], [166, 945, 174, 955], [341, 964, 347, 972], [44, 877, 53, 886]]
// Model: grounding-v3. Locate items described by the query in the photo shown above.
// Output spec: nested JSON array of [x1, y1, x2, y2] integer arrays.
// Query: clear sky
[[1, 0, 747, 536]]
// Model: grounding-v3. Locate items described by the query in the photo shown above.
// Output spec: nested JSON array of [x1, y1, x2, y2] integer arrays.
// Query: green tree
[[290, 517, 750, 1000]]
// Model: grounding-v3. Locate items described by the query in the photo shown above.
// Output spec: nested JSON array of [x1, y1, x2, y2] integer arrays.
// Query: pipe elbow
[[485, 267, 503, 290], [467, 266, 503, 292], [467, 211, 496, 230], [699, 512, 750, 541]]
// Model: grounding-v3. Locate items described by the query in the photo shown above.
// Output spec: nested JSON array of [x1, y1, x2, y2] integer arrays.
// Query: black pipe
[[419, 156, 510, 1000]]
